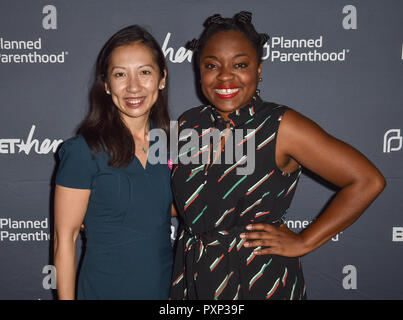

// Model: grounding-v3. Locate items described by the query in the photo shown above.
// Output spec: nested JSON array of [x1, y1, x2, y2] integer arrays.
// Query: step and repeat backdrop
[[0, 0, 402, 300]]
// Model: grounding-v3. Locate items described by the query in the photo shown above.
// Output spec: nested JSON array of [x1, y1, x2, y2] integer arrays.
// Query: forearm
[[53, 185, 90, 299], [300, 175, 385, 254], [54, 238, 77, 300]]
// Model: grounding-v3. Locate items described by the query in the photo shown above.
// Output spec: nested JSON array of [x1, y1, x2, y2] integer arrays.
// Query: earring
[[160, 84, 165, 90], [106, 90, 110, 95], [258, 77, 262, 82]]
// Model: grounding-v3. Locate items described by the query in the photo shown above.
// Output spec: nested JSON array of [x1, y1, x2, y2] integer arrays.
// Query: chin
[[216, 105, 238, 113], [213, 100, 242, 111]]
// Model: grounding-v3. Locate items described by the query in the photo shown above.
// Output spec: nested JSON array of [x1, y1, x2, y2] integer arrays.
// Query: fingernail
[[240, 233, 245, 238], [244, 242, 249, 247], [246, 225, 252, 230]]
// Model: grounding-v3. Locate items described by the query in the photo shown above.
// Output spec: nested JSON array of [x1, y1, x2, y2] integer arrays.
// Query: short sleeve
[[55, 136, 98, 189]]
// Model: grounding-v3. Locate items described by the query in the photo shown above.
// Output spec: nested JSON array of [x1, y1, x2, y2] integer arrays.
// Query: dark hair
[[77, 25, 170, 168], [188, 11, 269, 65]]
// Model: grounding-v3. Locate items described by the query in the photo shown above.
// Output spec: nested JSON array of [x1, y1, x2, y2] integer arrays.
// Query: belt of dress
[[181, 218, 285, 299]]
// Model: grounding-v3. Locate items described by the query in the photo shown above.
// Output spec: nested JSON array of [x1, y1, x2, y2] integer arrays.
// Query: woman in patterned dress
[[169, 11, 385, 300]]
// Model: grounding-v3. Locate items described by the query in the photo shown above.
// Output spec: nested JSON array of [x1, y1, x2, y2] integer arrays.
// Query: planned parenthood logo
[[0, 217, 50, 242], [262, 36, 350, 63], [0, 37, 68, 64], [383, 129, 402, 153], [0, 5, 68, 64]]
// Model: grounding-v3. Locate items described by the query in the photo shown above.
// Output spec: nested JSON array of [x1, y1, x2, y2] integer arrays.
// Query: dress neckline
[[208, 95, 265, 130]]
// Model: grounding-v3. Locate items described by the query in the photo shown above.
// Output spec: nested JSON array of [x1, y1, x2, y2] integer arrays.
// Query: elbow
[[347, 169, 386, 202], [372, 169, 386, 192], [375, 174, 386, 195], [53, 229, 80, 255], [364, 170, 386, 198]]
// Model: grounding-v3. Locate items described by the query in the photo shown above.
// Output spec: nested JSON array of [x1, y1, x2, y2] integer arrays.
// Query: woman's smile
[[200, 30, 262, 120], [124, 96, 146, 108], [214, 86, 240, 99]]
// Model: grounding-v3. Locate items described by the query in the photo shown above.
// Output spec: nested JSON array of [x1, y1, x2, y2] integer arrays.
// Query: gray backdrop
[[0, 0, 402, 300]]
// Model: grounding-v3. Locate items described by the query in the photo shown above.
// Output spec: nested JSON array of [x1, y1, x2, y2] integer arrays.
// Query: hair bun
[[204, 14, 224, 27], [186, 38, 199, 51], [234, 11, 252, 24], [259, 33, 270, 45]]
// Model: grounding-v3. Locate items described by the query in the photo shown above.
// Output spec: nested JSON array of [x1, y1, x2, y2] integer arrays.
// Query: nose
[[126, 74, 141, 93], [216, 65, 234, 82]]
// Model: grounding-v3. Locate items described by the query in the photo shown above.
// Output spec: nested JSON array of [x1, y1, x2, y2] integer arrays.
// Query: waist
[[83, 223, 171, 249], [181, 217, 285, 248]]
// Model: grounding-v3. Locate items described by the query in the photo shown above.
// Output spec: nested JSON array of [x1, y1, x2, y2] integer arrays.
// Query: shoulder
[[57, 135, 92, 160], [178, 105, 210, 122], [277, 108, 335, 158], [260, 101, 326, 147], [56, 135, 98, 188], [261, 100, 293, 118], [279, 108, 323, 134], [252, 97, 290, 119]]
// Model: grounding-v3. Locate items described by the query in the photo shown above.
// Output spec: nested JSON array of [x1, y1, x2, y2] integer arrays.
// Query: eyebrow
[[233, 53, 249, 59], [138, 64, 156, 69], [110, 64, 156, 71], [202, 53, 249, 60], [110, 66, 126, 71]]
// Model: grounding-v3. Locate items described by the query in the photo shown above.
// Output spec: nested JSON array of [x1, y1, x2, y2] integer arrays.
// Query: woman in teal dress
[[53, 25, 173, 299]]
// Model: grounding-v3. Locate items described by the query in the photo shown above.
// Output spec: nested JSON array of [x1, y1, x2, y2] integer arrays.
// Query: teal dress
[[55, 134, 173, 300]]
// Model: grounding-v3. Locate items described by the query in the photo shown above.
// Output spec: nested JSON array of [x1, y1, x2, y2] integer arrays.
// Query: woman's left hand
[[240, 223, 309, 258]]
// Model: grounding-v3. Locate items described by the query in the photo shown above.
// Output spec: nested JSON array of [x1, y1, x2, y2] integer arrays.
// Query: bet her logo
[[162, 32, 193, 63], [0, 125, 63, 155]]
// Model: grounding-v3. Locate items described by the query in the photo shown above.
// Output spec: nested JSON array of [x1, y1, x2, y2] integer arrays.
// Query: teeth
[[215, 88, 239, 95], [126, 98, 144, 104]]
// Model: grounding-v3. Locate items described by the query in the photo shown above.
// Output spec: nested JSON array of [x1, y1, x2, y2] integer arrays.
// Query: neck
[[214, 97, 255, 121], [122, 114, 150, 141], [219, 111, 232, 122]]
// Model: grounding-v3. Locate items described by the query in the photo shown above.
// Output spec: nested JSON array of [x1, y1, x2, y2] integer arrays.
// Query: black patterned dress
[[170, 96, 306, 300]]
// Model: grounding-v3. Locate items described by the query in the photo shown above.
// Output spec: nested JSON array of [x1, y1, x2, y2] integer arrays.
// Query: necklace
[[133, 127, 149, 154]]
